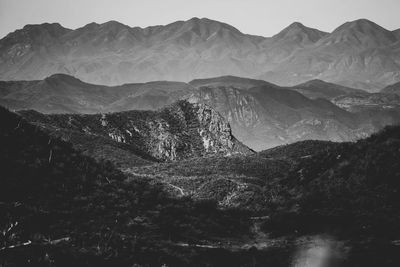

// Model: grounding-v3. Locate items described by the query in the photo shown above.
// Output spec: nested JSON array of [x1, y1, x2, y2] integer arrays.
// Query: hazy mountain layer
[[1, 18, 400, 91], [290, 79, 366, 100]]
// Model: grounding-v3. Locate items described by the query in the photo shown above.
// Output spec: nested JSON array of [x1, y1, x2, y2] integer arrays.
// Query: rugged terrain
[[382, 81, 400, 95], [2, 105, 400, 266], [18, 100, 251, 166], [1, 18, 400, 91], [3, 74, 400, 150]]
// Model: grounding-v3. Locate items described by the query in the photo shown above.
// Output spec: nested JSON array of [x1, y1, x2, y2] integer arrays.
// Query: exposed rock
[[18, 100, 252, 163]]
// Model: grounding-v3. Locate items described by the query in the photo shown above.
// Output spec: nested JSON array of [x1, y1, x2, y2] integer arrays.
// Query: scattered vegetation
[[0, 106, 249, 266]]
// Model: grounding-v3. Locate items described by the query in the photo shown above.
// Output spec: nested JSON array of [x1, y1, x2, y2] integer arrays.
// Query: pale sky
[[1, 0, 399, 38]]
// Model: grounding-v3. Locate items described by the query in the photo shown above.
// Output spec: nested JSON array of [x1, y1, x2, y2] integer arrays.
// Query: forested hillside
[[0, 106, 252, 266]]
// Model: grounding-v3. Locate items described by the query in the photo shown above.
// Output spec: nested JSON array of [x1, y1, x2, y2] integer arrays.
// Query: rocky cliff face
[[6, 74, 400, 151], [186, 84, 400, 150], [19, 100, 252, 163]]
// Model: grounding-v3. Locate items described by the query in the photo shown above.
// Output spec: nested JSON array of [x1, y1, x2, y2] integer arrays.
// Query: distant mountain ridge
[[1, 18, 399, 91]]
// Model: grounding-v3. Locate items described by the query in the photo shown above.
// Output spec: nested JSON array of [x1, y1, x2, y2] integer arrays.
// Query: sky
[[1, 0, 400, 38]]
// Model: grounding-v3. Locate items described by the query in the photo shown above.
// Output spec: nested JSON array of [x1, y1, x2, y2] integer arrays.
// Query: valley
[[2, 74, 400, 150], [2, 104, 400, 266], [1, 12, 400, 267]]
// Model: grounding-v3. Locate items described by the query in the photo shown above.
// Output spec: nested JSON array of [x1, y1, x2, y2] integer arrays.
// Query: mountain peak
[[43, 73, 86, 87], [324, 18, 397, 46], [20, 22, 70, 37], [298, 79, 329, 86], [181, 17, 242, 33], [273, 22, 327, 43], [45, 73, 80, 81], [287, 22, 307, 29], [100, 20, 130, 29], [338, 18, 390, 33]]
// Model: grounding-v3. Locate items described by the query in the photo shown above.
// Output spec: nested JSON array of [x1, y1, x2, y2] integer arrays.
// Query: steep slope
[[394, 29, 400, 39], [259, 22, 327, 62], [3, 73, 400, 150], [0, 18, 264, 85], [19, 100, 252, 163], [1, 18, 400, 90], [381, 80, 400, 95], [259, 19, 400, 91], [0, 23, 71, 80], [187, 84, 381, 150], [259, 126, 400, 241], [318, 19, 398, 47], [0, 106, 252, 266]]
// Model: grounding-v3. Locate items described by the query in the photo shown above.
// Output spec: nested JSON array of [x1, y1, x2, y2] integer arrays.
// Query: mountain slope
[[187, 83, 385, 150], [3, 73, 400, 150], [381, 80, 400, 95], [259, 125, 400, 241], [259, 19, 400, 91], [259, 22, 327, 62], [0, 106, 253, 266], [1, 18, 400, 91], [18, 100, 252, 163], [0, 73, 195, 113]]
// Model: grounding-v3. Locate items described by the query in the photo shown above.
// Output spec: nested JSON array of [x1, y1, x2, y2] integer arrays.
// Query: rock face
[[19, 100, 252, 162], [186, 84, 391, 150], [1, 18, 399, 91], [3, 74, 400, 150]]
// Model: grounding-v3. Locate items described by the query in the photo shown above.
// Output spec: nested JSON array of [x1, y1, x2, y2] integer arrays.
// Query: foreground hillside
[[0, 18, 399, 90], [2, 105, 400, 266], [0, 106, 257, 267], [130, 126, 400, 266]]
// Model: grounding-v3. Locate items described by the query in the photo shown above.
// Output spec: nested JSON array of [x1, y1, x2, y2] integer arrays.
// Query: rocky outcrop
[[185, 84, 400, 150], [19, 100, 252, 163]]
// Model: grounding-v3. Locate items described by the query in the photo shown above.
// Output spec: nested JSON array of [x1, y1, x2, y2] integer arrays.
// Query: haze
[[1, 0, 400, 39]]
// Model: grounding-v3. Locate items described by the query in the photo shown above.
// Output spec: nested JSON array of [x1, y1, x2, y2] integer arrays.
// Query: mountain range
[[3, 74, 400, 150], [1, 18, 400, 91], [3, 15, 400, 267]]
